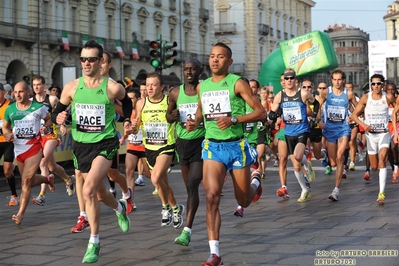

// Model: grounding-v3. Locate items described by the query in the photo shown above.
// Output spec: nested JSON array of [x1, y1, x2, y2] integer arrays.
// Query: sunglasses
[[284, 77, 295, 80], [318, 87, 327, 90], [371, 82, 383, 86], [302, 86, 312, 89], [80, 57, 100, 63]]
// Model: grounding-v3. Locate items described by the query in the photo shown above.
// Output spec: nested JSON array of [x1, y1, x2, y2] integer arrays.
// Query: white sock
[[394, 165, 398, 173], [184, 226, 192, 235], [294, 171, 308, 191], [122, 189, 131, 199], [89, 234, 100, 244], [80, 211, 87, 219], [138, 174, 144, 180], [379, 168, 387, 193], [209, 240, 220, 256], [114, 201, 123, 214], [301, 155, 309, 168]]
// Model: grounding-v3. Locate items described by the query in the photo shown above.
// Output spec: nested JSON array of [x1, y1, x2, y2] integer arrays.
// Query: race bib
[[14, 119, 36, 139], [75, 103, 106, 133], [202, 90, 232, 121], [327, 105, 346, 123], [283, 106, 302, 124], [144, 122, 167, 145], [128, 129, 143, 145], [367, 113, 388, 133]]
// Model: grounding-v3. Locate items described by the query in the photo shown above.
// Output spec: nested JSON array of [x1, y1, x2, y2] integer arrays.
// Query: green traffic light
[[150, 59, 160, 68]]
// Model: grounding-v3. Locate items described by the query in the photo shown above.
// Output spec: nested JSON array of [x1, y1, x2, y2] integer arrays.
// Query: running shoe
[[135, 176, 145, 187], [251, 171, 262, 202], [152, 187, 159, 195], [265, 153, 271, 162], [376, 192, 385, 205], [305, 161, 316, 182], [261, 173, 265, 179], [251, 158, 259, 170], [173, 204, 185, 229], [349, 162, 355, 171], [233, 205, 244, 217], [392, 172, 399, 183], [364, 171, 370, 181], [82, 242, 101, 264], [7, 195, 19, 206], [116, 199, 130, 232], [174, 229, 191, 246], [66, 175, 76, 196], [325, 165, 332, 175], [273, 159, 279, 167], [328, 188, 339, 201], [297, 190, 311, 203], [307, 148, 313, 161], [32, 195, 45, 206], [125, 187, 133, 214], [321, 149, 328, 167], [71, 215, 90, 233], [276, 187, 290, 199], [161, 206, 173, 226], [202, 253, 224, 266], [342, 169, 347, 179], [358, 152, 364, 162]]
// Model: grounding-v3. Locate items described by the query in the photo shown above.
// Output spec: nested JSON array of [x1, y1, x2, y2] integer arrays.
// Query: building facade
[[313, 24, 369, 95], [384, 1, 399, 85], [0, 0, 214, 88], [213, 0, 315, 81]]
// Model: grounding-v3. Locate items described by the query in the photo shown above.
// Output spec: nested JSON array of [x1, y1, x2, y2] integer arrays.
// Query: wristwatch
[[231, 116, 238, 125]]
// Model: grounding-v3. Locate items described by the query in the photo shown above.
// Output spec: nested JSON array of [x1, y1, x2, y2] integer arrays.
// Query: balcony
[[230, 63, 245, 74], [215, 23, 236, 34], [257, 24, 269, 36], [199, 8, 209, 20], [0, 21, 38, 48], [169, 0, 176, 11], [154, 0, 161, 7], [284, 32, 288, 40], [277, 30, 281, 39], [183, 2, 190, 15]]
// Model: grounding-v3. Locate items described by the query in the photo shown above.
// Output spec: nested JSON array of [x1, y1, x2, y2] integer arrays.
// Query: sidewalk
[[0, 160, 398, 265]]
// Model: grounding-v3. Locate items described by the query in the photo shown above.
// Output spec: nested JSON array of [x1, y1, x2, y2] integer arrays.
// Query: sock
[[282, 185, 287, 189], [80, 211, 87, 219], [294, 171, 307, 191], [6, 175, 17, 196], [39, 191, 46, 196], [251, 178, 260, 188], [122, 189, 131, 199], [300, 155, 309, 169], [114, 201, 123, 214], [379, 168, 387, 193], [334, 187, 340, 192], [394, 165, 398, 173], [89, 234, 100, 244], [109, 188, 116, 192], [173, 204, 180, 213], [64, 176, 70, 183], [236, 204, 242, 209], [184, 226, 192, 235], [138, 174, 144, 180], [162, 203, 170, 210], [209, 240, 220, 257]]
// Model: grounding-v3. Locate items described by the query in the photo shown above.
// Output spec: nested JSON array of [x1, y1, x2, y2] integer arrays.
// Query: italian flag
[[82, 34, 89, 46], [132, 43, 140, 59], [116, 40, 125, 58], [62, 31, 69, 50]]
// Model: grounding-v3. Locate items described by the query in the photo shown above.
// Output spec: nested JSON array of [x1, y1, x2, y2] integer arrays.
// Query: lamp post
[[392, 19, 397, 85]]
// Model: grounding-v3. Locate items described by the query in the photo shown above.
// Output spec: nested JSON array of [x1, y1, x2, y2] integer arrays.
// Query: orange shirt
[[0, 99, 11, 142]]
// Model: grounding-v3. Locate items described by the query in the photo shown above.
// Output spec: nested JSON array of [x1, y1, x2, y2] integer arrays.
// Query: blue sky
[[312, 0, 393, 41]]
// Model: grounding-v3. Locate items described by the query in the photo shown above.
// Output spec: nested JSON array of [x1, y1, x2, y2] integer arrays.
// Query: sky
[[311, 0, 393, 41]]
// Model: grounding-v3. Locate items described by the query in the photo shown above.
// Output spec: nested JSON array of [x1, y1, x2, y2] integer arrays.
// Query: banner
[[368, 40, 399, 79], [62, 31, 70, 50]]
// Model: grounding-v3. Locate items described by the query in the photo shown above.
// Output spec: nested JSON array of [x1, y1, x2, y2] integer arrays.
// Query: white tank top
[[364, 92, 388, 133]]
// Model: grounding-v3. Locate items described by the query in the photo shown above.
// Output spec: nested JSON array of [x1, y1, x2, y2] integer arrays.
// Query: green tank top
[[200, 73, 245, 140], [141, 95, 176, 150], [244, 102, 258, 146], [176, 84, 205, 140], [71, 77, 116, 143]]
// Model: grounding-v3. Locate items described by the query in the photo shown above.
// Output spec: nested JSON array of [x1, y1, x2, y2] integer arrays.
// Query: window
[[108, 15, 113, 39], [220, 10, 227, 24]]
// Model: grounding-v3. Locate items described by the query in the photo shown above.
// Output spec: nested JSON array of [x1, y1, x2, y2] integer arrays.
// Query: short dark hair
[[83, 40, 103, 58], [32, 75, 45, 84], [370, 74, 385, 82], [213, 42, 232, 58], [103, 51, 112, 64], [127, 88, 141, 98], [147, 72, 164, 85], [140, 80, 146, 86], [49, 85, 62, 96], [331, 69, 346, 80], [249, 79, 260, 88]]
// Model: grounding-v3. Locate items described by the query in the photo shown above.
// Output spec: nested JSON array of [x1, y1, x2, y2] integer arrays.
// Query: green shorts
[[276, 128, 286, 142]]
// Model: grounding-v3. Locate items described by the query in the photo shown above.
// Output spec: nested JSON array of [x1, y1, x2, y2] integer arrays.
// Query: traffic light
[[162, 41, 178, 68], [148, 40, 161, 69]]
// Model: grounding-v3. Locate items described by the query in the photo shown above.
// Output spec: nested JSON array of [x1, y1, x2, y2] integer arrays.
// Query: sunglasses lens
[[80, 57, 99, 63]]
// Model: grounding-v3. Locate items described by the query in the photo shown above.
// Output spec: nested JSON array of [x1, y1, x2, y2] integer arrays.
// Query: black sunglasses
[[371, 82, 383, 86], [284, 77, 295, 80], [80, 57, 100, 63], [302, 86, 312, 89]]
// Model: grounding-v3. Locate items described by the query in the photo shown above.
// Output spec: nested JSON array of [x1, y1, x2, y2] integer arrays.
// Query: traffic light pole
[[158, 34, 163, 75]]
